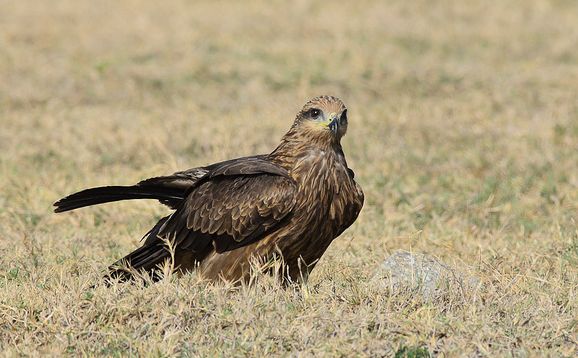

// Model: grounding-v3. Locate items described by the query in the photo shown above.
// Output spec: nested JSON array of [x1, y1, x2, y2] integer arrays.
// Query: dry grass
[[1, 0, 577, 356]]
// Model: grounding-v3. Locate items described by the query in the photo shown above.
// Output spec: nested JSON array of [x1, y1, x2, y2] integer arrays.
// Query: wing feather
[[158, 168, 297, 254]]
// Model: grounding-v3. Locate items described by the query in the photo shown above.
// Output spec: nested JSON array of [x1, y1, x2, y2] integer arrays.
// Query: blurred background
[[0, 0, 576, 355]]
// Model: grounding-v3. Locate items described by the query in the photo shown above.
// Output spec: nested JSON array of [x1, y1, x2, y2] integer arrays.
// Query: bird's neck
[[269, 127, 342, 169]]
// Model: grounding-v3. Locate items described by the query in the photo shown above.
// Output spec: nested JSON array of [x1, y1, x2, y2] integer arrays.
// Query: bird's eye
[[309, 108, 321, 119]]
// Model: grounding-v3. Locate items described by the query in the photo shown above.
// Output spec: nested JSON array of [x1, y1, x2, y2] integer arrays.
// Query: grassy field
[[1, 0, 577, 356]]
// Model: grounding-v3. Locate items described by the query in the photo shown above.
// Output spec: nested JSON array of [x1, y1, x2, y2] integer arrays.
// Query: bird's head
[[293, 96, 348, 141]]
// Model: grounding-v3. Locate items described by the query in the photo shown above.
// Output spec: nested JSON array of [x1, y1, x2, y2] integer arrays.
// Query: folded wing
[[107, 157, 297, 278], [159, 173, 297, 254]]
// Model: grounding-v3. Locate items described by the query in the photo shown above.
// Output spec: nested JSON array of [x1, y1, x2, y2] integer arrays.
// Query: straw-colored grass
[[1, 0, 576, 356]]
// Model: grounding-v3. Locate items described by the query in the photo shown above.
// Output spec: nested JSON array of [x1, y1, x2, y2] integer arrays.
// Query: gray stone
[[374, 250, 480, 300]]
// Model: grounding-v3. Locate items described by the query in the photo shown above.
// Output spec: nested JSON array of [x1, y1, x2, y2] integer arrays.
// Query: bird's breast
[[287, 150, 358, 237]]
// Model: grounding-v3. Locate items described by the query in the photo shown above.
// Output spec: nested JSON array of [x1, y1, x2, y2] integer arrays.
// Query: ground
[[0, 0, 577, 356]]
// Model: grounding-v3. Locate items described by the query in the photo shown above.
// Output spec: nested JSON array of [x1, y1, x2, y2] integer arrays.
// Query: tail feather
[[53, 185, 185, 213]]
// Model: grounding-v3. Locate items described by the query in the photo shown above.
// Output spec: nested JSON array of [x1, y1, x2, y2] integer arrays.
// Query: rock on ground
[[374, 250, 480, 300]]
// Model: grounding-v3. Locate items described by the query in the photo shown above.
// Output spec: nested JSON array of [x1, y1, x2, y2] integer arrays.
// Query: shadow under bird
[[54, 96, 364, 284]]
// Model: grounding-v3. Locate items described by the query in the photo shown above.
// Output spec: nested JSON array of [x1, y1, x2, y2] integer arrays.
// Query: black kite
[[54, 96, 364, 284]]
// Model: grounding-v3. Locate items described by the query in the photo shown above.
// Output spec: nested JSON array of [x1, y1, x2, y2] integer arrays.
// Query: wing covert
[[158, 173, 297, 253]]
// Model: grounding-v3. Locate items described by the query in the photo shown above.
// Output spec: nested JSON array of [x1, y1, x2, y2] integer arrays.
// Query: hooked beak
[[326, 113, 339, 133]]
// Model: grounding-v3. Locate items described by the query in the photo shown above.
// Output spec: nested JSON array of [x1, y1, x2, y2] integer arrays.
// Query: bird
[[54, 95, 364, 285]]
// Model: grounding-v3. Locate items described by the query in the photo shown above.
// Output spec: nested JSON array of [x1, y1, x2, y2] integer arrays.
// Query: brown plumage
[[54, 96, 364, 284]]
